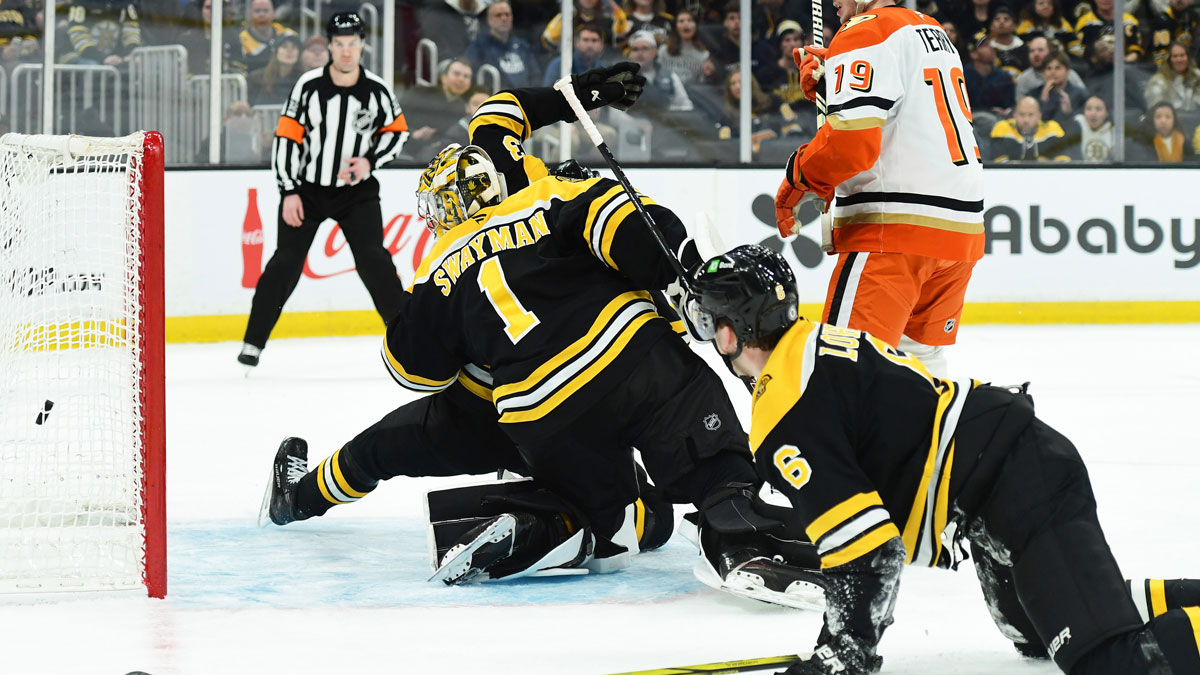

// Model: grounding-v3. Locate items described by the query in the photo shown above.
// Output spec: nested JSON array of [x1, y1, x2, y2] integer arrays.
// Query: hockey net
[[0, 132, 166, 597]]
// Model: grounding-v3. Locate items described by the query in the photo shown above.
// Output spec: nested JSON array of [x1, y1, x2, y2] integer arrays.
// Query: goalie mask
[[690, 245, 800, 353], [416, 144, 507, 236]]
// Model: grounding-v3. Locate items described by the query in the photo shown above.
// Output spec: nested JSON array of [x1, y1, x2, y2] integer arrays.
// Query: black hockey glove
[[572, 62, 646, 111]]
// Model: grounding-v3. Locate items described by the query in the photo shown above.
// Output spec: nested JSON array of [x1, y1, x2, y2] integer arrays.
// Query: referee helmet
[[326, 12, 366, 39]]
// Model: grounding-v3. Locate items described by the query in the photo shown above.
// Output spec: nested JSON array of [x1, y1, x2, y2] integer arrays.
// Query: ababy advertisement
[[163, 167, 1199, 322]]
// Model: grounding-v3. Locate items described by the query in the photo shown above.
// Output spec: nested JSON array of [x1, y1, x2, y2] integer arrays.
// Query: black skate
[[237, 343, 261, 369], [694, 526, 826, 611], [429, 512, 537, 585], [257, 437, 309, 527]]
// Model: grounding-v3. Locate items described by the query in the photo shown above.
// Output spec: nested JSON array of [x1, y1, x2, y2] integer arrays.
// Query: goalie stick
[[552, 76, 696, 294], [606, 653, 804, 674]]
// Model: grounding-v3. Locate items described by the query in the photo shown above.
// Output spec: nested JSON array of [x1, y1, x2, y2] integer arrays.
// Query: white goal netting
[[0, 132, 158, 593]]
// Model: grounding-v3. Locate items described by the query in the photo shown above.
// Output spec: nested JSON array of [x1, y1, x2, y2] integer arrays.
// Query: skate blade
[[255, 471, 274, 528], [428, 515, 516, 585]]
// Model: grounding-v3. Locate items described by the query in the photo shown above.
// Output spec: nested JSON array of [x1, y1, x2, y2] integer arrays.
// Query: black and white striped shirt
[[273, 64, 409, 194]]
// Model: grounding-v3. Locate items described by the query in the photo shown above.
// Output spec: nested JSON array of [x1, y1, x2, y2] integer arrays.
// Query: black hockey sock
[[295, 448, 379, 517]]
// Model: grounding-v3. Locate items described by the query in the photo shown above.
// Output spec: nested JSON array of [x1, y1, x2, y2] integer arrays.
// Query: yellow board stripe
[[634, 498, 646, 543], [7, 320, 129, 351], [1182, 606, 1200, 661], [159, 302, 1200, 344], [498, 310, 657, 424], [821, 523, 901, 569], [1150, 579, 1168, 617], [330, 449, 369, 499], [806, 492, 883, 542]]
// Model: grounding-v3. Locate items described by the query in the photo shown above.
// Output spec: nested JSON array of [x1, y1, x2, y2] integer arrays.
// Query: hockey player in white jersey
[[777, 0, 984, 379]]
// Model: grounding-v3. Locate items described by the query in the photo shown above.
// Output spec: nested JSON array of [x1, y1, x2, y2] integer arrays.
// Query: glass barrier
[[4, 0, 1198, 167]]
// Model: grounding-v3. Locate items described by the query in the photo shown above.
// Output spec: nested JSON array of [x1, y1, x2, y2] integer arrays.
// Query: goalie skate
[[429, 513, 530, 585]]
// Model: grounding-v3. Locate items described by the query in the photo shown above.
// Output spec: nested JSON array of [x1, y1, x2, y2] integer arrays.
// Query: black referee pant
[[243, 178, 403, 349]]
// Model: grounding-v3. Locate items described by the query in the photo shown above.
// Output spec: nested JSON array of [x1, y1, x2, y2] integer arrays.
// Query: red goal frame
[[138, 131, 167, 599]]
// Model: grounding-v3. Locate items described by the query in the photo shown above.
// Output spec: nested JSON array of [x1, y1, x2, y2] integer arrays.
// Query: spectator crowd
[[3, 0, 1199, 164]]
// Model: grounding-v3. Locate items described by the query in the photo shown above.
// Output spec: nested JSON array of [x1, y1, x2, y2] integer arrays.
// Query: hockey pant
[[964, 417, 1200, 674], [513, 335, 756, 564], [243, 178, 404, 349]]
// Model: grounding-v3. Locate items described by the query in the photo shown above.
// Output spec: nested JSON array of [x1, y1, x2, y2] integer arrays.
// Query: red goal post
[[0, 131, 166, 598]]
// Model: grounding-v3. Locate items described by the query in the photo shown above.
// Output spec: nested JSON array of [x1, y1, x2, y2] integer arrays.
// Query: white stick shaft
[[553, 77, 605, 147]]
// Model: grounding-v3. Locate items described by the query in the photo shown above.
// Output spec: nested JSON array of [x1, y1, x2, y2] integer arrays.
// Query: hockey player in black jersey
[[681, 244, 1200, 674], [259, 66, 824, 603]]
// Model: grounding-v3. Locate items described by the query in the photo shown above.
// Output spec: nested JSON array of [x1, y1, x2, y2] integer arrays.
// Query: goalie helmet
[[416, 143, 507, 236], [690, 245, 799, 348]]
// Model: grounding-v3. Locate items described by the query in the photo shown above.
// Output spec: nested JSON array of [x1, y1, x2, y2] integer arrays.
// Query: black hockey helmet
[[691, 244, 799, 348], [326, 12, 366, 39]]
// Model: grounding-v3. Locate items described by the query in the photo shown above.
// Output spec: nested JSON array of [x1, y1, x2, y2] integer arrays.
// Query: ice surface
[[2, 324, 1198, 675]]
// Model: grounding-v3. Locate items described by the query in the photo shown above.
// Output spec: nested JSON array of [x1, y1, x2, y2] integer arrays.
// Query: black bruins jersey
[[751, 320, 981, 570], [384, 88, 691, 441]]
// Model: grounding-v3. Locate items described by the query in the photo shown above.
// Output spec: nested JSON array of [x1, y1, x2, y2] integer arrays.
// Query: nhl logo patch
[[703, 413, 721, 431], [944, 318, 956, 333], [353, 108, 375, 133]]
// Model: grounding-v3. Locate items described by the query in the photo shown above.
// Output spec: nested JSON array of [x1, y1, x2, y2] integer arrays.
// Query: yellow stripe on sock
[[1151, 579, 1168, 617], [314, 457, 341, 505], [1182, 606, 1200, 661], [330, 449, 369, 499]]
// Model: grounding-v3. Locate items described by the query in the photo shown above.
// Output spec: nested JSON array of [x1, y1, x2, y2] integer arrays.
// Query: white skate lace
[[285, 455, 307, 483]]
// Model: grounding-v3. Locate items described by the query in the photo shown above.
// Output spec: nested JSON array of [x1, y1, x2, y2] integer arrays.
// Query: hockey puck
[[35, 399, 54, 425]]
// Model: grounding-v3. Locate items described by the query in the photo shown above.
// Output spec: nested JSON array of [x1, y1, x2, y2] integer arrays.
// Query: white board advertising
[[164, 167, 1199, 320]]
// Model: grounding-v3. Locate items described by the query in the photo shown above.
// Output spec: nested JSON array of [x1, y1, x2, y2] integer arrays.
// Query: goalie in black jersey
[[680, 244, 1200, 674], [259, 65, 823, 603]]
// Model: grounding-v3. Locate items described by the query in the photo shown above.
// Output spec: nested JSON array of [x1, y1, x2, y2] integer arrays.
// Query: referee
[[239, 12, 408, 368]]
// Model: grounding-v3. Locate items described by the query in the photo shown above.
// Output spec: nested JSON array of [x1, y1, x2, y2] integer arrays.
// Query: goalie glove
[[572, 61, 647, 111], [795, 46, 828, 104], [775, 147, 828, 237]]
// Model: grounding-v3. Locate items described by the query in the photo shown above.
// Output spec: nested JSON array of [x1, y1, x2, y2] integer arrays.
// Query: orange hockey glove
[[775, 146, 811, 237], [795, 46, 828, 104]]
